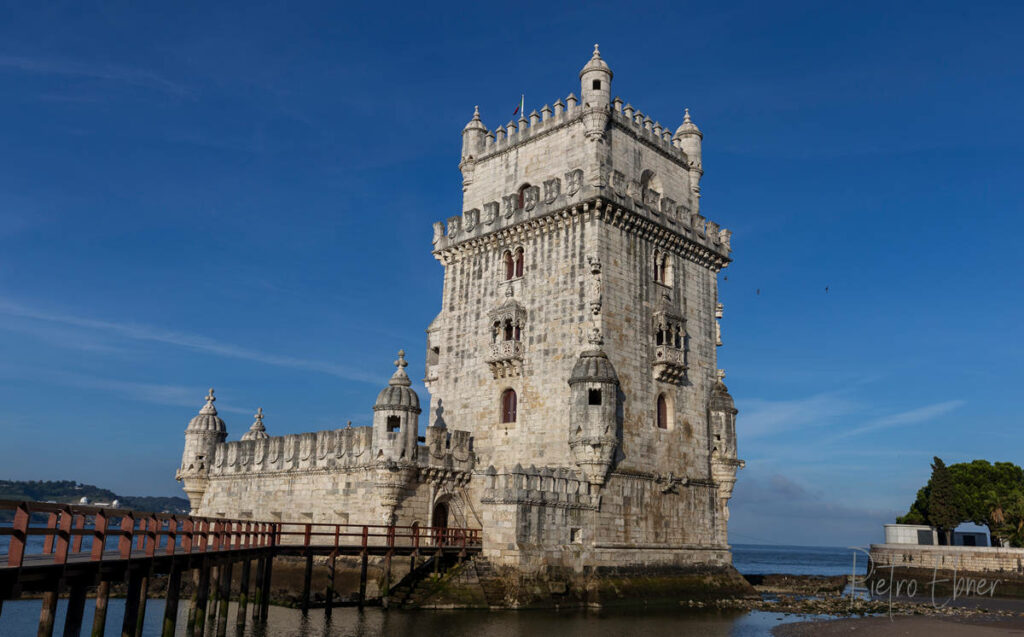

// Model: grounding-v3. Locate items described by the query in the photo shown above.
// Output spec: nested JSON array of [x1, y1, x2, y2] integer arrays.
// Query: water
[[732, 544, 867, 576], [0, 544, 851, 636]]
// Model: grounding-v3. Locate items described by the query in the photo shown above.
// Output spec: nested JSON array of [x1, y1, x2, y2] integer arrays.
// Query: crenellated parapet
[[480, 464, 601, 511], [435, 197, 732, 272]]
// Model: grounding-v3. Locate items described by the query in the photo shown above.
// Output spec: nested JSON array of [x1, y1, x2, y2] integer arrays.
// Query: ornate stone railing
[[653, 345, 686, 384], [485, 340, 524, 379]]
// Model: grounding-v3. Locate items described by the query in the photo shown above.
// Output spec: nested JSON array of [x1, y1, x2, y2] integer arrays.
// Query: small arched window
[[503, 250, 514, 280], [656, 394, 668, 430], [654, 251, 670, 285], [386, 415, 401, 433], [517, 184, 530, 210], [514, 247, 524, 277], [501, 389, 517, 423], [504, 321, 514, 341]]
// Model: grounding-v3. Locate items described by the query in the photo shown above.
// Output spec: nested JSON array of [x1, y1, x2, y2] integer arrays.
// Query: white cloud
[[828, 400, 966, 441], [0, 298, 383, 385], [0, 55, 191, 97], [739, 391, 860, 439]]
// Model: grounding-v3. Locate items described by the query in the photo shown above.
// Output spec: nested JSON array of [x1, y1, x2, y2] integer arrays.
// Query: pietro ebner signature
[[847, 547, 999, 616]]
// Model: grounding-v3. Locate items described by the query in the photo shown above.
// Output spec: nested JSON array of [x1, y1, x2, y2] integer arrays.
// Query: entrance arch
[[432, 500, 449, 545]]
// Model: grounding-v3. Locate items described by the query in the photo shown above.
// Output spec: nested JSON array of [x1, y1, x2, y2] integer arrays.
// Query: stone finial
[[389, 349, 412, 387], [241, 407, 269, 441], [200, 388, 217, 415], [684, 107, 692, 124], [716, 369, 726, 382], [346, 420, 352, 428]]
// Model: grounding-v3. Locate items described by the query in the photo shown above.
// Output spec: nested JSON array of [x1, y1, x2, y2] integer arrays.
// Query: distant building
[[883, 523, 989, 547], [177, 46, 742, 572]]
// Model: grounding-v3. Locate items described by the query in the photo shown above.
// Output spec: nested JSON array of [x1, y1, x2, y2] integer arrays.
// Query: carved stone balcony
[[653, 345, 686, 384], [486, 340, 524, 379]]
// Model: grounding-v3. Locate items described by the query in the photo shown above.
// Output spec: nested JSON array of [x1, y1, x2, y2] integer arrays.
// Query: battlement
[[433, 195, 732, 268], [206, 425, 473, 477], [479, 464, 601, 511]]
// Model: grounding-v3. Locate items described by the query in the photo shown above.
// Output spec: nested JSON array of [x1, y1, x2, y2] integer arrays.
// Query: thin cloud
[[0, 55, 191, 97], [739, 391, 860, 439], [830, 400, 966, 441], [0, 298, 384, 385]]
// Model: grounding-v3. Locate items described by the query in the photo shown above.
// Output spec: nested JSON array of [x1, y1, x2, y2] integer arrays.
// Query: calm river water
[[0, 545, 859, 636]]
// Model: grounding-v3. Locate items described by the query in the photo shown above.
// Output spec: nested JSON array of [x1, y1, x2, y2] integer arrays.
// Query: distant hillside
[[0, 480, 190, 518]]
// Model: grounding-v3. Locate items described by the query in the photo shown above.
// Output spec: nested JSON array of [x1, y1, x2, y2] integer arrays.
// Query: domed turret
[[177, 388, 228, 514], [568, 343, 621, 487], [372, 350, 422, 461], [186, 388, 227, 435], [709, 370, 743, 536], [461, 105, 487, 160], [673, 108, 703, 167], [579, 44, 612, 108], [241, 407, 269, 441]]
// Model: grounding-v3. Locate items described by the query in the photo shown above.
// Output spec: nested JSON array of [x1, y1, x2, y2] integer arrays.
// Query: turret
[[709, 370, 744, 534], [579, 44, 612, 144], [460, 106, 487, 192], [568, 339, 621, 486], [176, 388, 227, 513], [673, 108, 704, 213], [372, 350, 421, 461], [241, 407, 269, 441], [579, 44, 612, 108]]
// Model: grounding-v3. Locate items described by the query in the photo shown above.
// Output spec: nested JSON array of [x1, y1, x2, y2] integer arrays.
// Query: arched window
[[654, 251, 670, 285], [501, 389, 517, 423], [386, 415, 401, 433], [503, 250, 514, 280], [514, 247, 524, 277], [656, 394, 668, 430], [513, 325, 521, 341], [517, 184, 531, 210], [503, 321, 514, 341]]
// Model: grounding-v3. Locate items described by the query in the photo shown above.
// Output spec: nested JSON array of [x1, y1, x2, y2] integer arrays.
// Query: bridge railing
[[0, 499, 279, 569], [272, 521, 482, 552], [0, 499, 481, 570]]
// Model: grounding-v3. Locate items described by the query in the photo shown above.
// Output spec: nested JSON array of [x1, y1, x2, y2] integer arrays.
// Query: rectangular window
[[588, 389, 602, 405], [592, 80, 601, 90]]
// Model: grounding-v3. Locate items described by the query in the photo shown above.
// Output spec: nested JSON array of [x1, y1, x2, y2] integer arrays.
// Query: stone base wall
[[870, 543, 1024, 575]]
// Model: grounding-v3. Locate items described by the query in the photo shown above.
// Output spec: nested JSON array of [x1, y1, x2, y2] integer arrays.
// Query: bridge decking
[[0, 498, 481, 636]]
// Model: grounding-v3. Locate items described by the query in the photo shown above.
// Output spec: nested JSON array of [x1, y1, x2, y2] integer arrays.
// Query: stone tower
[[427, 45, 742, 568], [175, 388, 227, 514]]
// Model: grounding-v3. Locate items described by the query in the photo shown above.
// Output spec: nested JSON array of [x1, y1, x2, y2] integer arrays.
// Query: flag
[[513, 94, 524, 117]]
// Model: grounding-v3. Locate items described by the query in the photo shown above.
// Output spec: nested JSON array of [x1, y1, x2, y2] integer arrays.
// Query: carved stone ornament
[[565, 169, 584, 196], [611, 170, 626, 197], [446, 215, 461, 239], [587, 256, 602, 315], [543, 178, 561, 204], [660, 197, 676, 221], [502, 194, 517, 218], [523, 186, 540, 211], [432, 221, 445, 245], [482, 201, 498, 226], [464, 208, 479, 232]]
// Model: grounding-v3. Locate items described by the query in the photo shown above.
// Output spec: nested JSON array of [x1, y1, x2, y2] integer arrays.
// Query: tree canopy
[[897, 459, 1024, 547]]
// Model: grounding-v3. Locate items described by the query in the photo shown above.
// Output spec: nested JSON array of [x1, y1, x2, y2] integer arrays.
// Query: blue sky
[[1, 1, 1021, 547]]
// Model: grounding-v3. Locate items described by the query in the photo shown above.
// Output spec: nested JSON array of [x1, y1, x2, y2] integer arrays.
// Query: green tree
[[927, 457, 962, 545]]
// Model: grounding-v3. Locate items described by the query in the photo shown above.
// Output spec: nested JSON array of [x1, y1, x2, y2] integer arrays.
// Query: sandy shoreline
[[775, 615, 1024, 636]]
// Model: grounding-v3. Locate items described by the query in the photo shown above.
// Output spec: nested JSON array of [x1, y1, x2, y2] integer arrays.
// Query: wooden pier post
[[91, 580, 110, 637], [215, 561, 233, 637], [236, 558, 251, 630], [325, 553, 336, 619], [161, 563, 183, 637], [185, 569, 199, 635], [121, 568, 144, 637], [134, 572, 150, 636], [37, 588, 58, 637], [358, 552, 369, 609], [259, 556, 273, 622], [192, 561, 211, 637], [207, 564, 220, 627], [301, 551, 313, 614], [358, 525, 368, 609], [63, 580, 88, 637], [251, 557, 265, 622]]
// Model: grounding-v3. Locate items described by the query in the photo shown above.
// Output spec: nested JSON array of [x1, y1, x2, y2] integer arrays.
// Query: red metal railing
[[0, 499, 481, 570]]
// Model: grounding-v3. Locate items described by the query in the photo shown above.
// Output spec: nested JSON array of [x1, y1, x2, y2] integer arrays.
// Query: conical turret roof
[[579, 44, 613, 79]]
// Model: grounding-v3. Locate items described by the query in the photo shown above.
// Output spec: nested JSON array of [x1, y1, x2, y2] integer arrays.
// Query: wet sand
[[775, 615, 1024, 635]]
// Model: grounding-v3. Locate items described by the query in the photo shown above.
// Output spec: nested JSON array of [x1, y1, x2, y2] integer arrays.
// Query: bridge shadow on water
[[1, 598, 827, 636]]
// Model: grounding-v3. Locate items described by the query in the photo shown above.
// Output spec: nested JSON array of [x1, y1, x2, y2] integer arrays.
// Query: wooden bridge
[[0, 499, 482, 637]]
